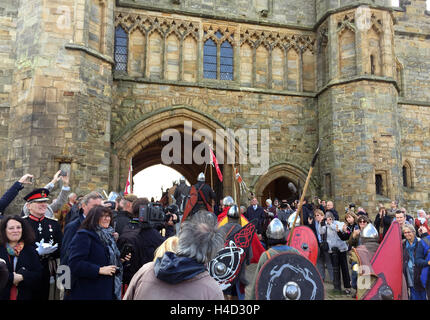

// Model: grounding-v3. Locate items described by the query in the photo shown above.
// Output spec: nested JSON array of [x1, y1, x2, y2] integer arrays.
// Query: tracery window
[[114, 26, 128, 72], [203, 30, 234, 80]]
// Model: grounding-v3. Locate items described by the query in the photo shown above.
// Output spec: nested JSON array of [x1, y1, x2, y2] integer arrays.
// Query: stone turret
[[316, 1, 403, 212]]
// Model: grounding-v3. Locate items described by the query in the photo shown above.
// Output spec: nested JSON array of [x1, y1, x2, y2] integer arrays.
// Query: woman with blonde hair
[[153, 236, 179, 262]]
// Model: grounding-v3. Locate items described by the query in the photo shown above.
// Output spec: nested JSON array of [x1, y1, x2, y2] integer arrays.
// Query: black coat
[[117, 224, 165, 285], [114, 210, 133, 236], [244, 205, 265, 235], [0, 245, 43, 300], [61, 212, 85, 265], [68, 229, 115, 300], [374, 214, 393, 239]]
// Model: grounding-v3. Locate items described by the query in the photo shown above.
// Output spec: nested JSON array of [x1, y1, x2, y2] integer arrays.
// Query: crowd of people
[[0, 170, 429, 300]]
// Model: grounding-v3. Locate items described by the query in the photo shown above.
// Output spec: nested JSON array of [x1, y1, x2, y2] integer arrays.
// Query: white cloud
[[132, 164, 186, 200]]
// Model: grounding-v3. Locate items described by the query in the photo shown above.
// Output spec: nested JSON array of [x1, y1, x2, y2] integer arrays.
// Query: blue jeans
[[410, 287, 427, 300], [351, 262, 357, 289]]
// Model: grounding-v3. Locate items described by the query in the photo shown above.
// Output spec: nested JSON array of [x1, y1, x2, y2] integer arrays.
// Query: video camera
[[139, 203, 166, 228], [138, 203, 180, 228]]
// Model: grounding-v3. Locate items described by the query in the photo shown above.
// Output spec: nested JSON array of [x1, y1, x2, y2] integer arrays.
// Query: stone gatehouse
[[1, 0, 430, 217]]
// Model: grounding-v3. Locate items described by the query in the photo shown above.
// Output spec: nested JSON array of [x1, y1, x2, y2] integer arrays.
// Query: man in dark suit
[[244, 197, 265, 240]]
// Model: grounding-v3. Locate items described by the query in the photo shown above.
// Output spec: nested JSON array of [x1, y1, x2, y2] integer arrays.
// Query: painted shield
[[219, 215, 265, 264], [362, 221, 403, 300], [255, 252, 324, 300], [288, 226, 319, 265], [209, 222, 257, 289], [208, 241, 244, 290]]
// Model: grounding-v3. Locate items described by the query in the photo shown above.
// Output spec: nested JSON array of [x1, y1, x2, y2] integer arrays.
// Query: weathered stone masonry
[[0, 0, 430, 218]]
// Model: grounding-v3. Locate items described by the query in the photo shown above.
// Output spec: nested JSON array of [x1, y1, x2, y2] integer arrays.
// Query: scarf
[[6, 242, 24, 257], [6, 242, 24, 300], [95, 226, 122, 300], [405, 238, 417, 287]]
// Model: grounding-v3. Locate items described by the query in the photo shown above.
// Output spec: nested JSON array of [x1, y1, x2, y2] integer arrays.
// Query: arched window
[[203, 31, 234, 81], [220, 41, 233, 80], [375, 174, 383, 195], [370, 54, 375, 75], [203, 38, 217, 79], [402, 161, 413, 188], [114, 26, 128, 72]]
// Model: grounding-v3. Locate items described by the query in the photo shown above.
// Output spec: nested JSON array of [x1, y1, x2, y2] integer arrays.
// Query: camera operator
[[276, 200, 292, 229], [117, 198, 165, 286], [160, 205, 180, 238]]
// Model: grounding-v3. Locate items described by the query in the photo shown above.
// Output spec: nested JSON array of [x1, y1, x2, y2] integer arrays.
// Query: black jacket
[[374, 214, 393, 239], [244, 205, 265, 235], [61, 211, 85, 265], [0, 245, 43, 300], [117, 224, 165, 284], [193, 181, 216, 208], [0, 181, 25, 216], [114, 210, 133, 236]]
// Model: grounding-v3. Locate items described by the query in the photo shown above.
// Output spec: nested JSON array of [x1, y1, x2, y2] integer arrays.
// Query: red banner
[[210, 148, 223, 182]]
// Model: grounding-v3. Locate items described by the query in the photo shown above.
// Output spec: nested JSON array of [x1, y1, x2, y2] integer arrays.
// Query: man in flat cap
[[24, 188, 62, 300]]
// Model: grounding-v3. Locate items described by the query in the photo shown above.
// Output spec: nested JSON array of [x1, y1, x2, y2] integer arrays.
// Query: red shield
[[288, 226, 319, 265], [362, 221, 403, 300]]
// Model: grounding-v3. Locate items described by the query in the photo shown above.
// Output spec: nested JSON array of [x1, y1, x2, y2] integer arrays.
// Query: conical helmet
[[179, 176, 185, 183], [361, 223, 379, 239], [227, 205, 239, 219], [266, 218, 285, 240], [197, 172, 205, 182], [223, 196, 234, 207]]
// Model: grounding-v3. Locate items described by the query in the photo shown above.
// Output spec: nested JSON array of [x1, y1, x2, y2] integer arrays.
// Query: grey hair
[[402, 224, 416, 236], [176, 210, 225, 264], [68, 192, 77, 200], [82, 191, 103, 206]]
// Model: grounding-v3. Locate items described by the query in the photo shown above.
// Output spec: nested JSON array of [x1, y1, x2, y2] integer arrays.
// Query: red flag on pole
[[209, 147, 223, 182], [124, 158, 133, 195]]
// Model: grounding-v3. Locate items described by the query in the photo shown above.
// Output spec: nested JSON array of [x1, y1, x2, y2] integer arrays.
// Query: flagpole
[[130, 158, 133, 194], [232, 165, 237, 204], [210, 162, 213, 190]]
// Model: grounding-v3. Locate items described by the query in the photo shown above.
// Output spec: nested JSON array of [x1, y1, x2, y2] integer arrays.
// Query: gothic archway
[[251, 162, 318, 205], [110, 105, 241, 201]]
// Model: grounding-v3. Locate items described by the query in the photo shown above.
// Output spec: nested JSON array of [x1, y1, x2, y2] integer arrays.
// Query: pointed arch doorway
[[110, 106, 241, 202]]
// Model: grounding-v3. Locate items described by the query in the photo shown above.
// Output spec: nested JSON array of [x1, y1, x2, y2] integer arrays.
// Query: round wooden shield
[[289, 226, 319, 266], [208, 241, 244, 290], [255, 252, 324, 300]]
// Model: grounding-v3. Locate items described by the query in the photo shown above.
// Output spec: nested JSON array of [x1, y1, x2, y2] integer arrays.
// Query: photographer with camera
[[276, 200, 293, 229], [117, 198, 165, 286], [162, 205, 180, 238]]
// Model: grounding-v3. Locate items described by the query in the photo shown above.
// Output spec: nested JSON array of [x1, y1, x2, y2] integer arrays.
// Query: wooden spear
[[287, 139, 322, 246]]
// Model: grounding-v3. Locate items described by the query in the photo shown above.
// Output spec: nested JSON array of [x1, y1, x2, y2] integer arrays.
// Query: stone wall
[[110, 81, 319, 200], [393, 0, 430, 211], [0, 0, 17, 185], [117, 0, 316, 28], [3, 0, 115, 214]]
